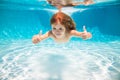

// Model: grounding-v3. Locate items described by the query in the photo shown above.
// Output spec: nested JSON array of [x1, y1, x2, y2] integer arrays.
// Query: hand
[[32, 35, 41, 44], [81, 26, 92, 40], [32, 30, 42, 44]]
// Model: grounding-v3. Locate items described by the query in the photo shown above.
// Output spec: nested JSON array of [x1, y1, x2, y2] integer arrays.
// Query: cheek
[[60, 30, 65, 34], [52, 30, 54, 33], [52, 30, 56, 34], [62, 29, 66, 33], [61, 30, 65, 33]]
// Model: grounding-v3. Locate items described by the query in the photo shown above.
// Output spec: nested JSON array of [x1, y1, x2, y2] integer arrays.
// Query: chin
[[56, 36, 62, 39]]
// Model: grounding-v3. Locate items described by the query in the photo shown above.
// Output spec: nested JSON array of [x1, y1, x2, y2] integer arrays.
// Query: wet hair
[[50, 12, 76, 32]]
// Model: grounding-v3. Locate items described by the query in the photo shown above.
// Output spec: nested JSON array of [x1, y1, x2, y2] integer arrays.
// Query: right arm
[[32, 31, 51, 44]]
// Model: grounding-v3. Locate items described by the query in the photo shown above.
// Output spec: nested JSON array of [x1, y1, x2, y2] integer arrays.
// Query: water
[[0, 0, 120, 80]]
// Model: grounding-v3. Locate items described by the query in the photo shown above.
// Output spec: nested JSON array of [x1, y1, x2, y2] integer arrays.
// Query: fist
[[81, 32, 92, 40], [32, 35, 41, 44], [86, 32, 92, 39], [82, 26, 92, 40]]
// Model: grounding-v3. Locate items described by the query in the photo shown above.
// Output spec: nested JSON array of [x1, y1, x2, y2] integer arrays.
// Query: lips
[[56, 34, 61, 36]]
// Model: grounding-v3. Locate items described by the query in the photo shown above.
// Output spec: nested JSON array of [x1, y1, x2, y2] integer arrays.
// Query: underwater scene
[[0, 0, 120, 80]]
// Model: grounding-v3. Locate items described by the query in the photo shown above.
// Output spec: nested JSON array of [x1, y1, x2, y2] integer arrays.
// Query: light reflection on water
[[0, 0, 120, 80], [0, 40, 120, 80]]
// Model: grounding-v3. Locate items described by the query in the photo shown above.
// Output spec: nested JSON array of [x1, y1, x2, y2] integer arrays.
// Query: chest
[[51, 35, 71, 43]]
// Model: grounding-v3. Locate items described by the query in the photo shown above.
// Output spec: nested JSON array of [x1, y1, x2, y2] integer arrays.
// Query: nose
[[55, 30, 61, 33]]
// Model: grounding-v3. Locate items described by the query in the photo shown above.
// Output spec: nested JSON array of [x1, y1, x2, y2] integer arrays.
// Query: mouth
[[56, 34, 61, 36]]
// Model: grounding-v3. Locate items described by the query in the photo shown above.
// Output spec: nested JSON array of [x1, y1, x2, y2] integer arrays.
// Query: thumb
[[39, 30, 42, 36], [83, 25, 87, 32]]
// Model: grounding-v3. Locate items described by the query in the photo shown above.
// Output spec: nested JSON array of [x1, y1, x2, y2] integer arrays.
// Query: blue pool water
[[0, 0, 120, 80]]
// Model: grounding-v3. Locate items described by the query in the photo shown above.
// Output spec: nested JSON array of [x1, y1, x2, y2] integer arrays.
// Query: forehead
[[52, 23, 64, 27]]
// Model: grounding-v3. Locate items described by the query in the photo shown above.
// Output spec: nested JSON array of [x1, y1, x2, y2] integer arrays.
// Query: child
[[32, 12, 92, 44]]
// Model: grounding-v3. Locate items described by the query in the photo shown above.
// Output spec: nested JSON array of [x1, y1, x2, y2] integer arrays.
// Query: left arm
[[70, 30, 83, 37], [70, 26, 92, 40]]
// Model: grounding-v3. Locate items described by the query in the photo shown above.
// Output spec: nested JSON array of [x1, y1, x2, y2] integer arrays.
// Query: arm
[[70, 26, 92, 40], [72, 0, 94, 6], [70, 30, 83, 37], [72, 2, 84, 6], [32, 31, 51, 44]]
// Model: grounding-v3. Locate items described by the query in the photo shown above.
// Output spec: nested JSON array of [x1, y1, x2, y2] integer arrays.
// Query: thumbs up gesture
[[39, 30, 42, 37], [32, 30, 42, 44], [81, 26, 92, 40]]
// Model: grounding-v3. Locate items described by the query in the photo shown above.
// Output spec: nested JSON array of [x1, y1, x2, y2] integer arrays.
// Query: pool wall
[[0, 2, 120, 39]]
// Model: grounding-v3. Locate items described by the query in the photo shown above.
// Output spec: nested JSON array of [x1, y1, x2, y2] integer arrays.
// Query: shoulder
[[42, 31, 52, 37], [47, 30, 52, 34], [70, 30, 77, 35], [47, 30, 55, 38]]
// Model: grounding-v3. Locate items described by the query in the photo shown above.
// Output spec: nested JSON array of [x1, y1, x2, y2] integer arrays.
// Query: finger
[[83, 25, 87, 32], [39, 30, 42, 37], [32, 38, 35, 43], [34, 38, 39, 44], [32, 36, 36, 42], [37, 38, 40, 42], [33, 39, 37, 44], [39, 30, 42, 35], [83, 35, 88, 39]]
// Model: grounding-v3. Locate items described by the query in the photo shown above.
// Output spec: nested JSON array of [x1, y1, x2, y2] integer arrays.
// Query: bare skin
[[32, 12, 92, 44], [47, 0, 94, 11], [73, 0, 94, 6], [32, 24, 92, 44], [47, 0, 94, 6]]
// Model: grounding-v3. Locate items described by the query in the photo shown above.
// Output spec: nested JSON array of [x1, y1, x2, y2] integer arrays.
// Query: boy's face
[[52, 23, 66, 39]]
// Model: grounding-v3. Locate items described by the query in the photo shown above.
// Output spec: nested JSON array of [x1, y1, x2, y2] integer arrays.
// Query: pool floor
[[0, 40, 120, 80]]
